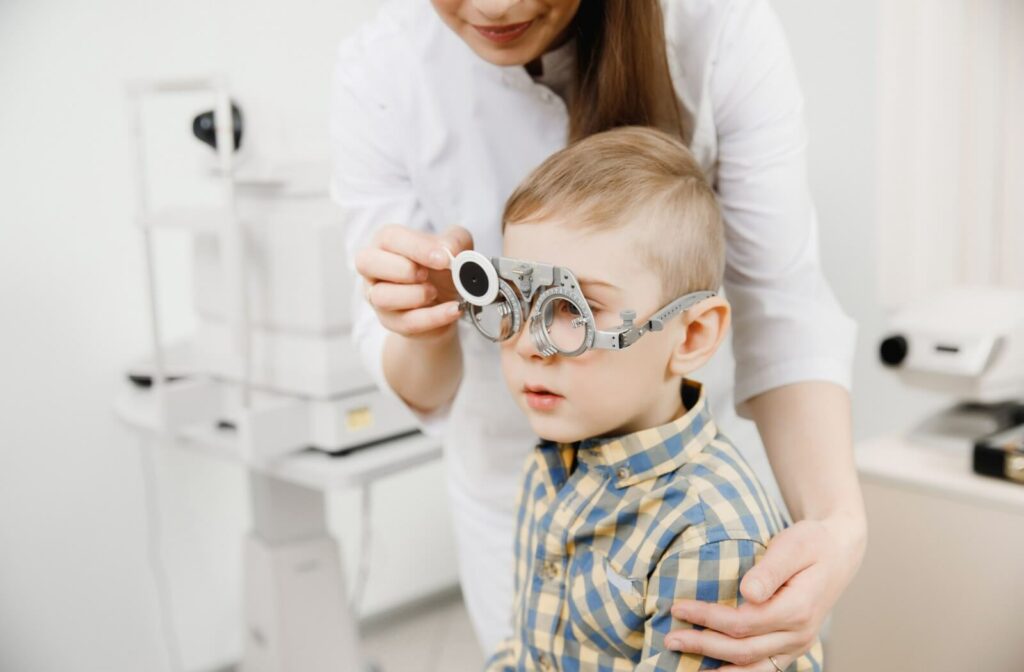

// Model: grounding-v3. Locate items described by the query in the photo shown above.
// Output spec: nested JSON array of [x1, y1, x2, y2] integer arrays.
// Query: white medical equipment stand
[[121, 79, 441, 672]]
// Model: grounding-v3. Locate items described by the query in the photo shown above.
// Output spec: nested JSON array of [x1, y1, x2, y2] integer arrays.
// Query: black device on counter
[[974, 420, 1024, 485]]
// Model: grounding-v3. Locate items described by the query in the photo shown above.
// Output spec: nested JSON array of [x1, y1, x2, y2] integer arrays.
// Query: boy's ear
[[667, 296, 731, 377]]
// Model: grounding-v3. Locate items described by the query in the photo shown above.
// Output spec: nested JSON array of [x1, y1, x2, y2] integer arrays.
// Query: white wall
[[0, 2, 460, 671], [0, 1, 952, 671], [875, 0, 1024, 303], [773, 0, 946, 439]]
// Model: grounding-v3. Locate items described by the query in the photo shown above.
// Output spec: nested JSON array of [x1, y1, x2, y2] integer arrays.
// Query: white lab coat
[[330, 0, 856, 651]]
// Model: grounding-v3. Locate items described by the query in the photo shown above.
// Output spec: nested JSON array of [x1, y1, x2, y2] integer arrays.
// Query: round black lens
[[459, 262, 490, 298]]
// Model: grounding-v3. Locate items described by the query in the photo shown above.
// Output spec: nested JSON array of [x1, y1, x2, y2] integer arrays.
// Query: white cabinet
[[828, 436, 1024, 671]]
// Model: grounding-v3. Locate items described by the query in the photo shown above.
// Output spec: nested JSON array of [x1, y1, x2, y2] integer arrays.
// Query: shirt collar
[[476, 38, 577, 97], [538, 380, 717, 488]]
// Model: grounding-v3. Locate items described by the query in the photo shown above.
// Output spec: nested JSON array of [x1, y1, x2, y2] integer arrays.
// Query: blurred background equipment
[[877, 285, 1024, 447], [830, 285, 1024, 670], [116, 78, 439, 672]]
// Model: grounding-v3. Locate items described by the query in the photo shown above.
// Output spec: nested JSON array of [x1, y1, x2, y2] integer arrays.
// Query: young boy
[[481, 128, 823, 671]]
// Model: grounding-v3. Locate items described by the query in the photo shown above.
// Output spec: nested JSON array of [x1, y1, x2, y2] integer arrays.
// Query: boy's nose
[[513, 317, 548, 361], [472, 0, 522, 20]]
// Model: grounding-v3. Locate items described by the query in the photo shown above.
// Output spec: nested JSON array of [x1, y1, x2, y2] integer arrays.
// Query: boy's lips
[[523, 384, 564, 411]]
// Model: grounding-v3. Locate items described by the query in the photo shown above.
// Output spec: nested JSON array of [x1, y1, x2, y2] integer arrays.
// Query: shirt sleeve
[[329, 25, 452, 437], [710, 0, 858, 415], [636, 539, 763, 672]]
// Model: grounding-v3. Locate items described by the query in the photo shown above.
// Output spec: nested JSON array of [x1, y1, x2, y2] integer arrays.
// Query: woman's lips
[[524, 386, 564, 412], [473, 20, 534, 45]]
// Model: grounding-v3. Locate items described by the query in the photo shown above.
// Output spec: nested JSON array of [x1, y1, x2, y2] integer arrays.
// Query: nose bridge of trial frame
[[496, 257, 556, 306], [493, 257, 643, 348]]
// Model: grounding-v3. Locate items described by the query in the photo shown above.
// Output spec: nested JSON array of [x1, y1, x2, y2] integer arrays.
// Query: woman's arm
[[382, 315, 463, 414], [752, 382, 864, 531]]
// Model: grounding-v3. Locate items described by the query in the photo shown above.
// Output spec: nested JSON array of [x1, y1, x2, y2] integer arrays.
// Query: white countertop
[[855, 434, 1024, 514]]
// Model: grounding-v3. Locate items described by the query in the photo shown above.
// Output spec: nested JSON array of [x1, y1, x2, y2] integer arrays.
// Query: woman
[[330, 1, 866, 669]]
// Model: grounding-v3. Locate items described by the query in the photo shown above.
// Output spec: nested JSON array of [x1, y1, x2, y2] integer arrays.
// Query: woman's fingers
[[718, 654, 795, 672], [740, 522, 821, 604], [358, 224, 474, 338], [375, 224, 473, 271], [672, 591, 785, 640], [380, 301, 463, 336], [671, 568, 818, 640], [664, 628, 801, 668], [366, 282, 437, 311], [355, 247, 428, 285], [439, 224, 474, 257]]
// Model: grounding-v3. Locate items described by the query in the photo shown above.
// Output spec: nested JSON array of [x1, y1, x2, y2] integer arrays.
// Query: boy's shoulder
[[653, 433, 785, 552]]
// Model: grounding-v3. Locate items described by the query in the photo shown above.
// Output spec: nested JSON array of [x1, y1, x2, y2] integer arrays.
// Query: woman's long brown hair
[[570, 0, 690, 144]]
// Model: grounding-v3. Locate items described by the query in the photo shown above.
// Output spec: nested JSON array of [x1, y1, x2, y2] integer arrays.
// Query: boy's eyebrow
[[575, 277, 621, 293]]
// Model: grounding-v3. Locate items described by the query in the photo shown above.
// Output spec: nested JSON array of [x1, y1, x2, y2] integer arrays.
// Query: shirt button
[[539, 560, 560, 581], [546, 560, 561, 580], [537, 653, 554, 671], [616, 465, 631, 480]]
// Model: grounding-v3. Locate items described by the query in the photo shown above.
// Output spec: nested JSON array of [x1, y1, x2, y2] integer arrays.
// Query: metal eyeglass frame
[[453, 254, 717, 358]]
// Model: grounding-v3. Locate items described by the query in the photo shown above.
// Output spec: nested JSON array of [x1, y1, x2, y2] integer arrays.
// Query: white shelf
[[114, 383, 442, 492], [268, 434, 443, 491]]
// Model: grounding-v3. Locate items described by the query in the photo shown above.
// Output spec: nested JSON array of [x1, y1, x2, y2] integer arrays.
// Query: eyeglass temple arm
[[612, 290, 717, 348], [643, 290, 717, 332]]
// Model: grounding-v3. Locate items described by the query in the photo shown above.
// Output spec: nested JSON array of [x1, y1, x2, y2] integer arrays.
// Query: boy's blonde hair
[[503, 127, 724, 301]]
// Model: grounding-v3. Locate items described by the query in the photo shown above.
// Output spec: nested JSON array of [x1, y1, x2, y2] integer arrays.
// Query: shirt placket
[[528, 458, 606, 671]]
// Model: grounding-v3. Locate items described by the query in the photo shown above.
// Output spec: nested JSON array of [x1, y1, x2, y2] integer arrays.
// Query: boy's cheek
[[499, 350, 517, 385], [571, 364, 638, 421]]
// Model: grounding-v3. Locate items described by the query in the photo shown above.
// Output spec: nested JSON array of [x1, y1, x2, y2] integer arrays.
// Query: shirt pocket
[[566, 549, 647, 661]]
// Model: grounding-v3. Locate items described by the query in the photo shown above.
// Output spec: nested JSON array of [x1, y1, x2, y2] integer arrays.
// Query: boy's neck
[[593, 380, 688, 439]]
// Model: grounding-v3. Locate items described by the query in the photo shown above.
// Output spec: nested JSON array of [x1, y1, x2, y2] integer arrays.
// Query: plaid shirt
[[485, 381, 823, 672]]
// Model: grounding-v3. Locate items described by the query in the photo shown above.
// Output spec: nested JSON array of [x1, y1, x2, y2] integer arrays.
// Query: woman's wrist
[[383, 326, 463, 414], [820, 506, 868, 572]]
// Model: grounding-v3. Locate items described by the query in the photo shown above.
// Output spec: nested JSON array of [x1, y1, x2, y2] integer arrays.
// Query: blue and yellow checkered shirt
[[485, 381, 823, 672]]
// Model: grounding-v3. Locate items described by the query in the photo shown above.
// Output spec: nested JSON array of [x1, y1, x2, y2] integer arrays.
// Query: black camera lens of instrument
[[459, 260, 490, 299], [192, 101, 243, 151], [879, 335, 909, 366]]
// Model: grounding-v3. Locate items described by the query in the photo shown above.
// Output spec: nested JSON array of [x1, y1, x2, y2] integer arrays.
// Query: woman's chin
[[461, 34, 543, 67]]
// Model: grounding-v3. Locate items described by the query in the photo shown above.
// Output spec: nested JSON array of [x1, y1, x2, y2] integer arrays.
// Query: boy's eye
[[557, 301, 582, 317]]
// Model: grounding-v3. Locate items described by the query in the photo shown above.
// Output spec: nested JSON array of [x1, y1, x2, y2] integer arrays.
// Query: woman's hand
[[355, 224, 473, 340], [665, 512, 866, 670]]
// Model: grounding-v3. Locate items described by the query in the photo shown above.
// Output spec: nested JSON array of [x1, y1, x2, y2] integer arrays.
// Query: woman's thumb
[[426, 225, 474, 270], [441, 225, 474, 255]]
